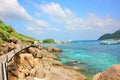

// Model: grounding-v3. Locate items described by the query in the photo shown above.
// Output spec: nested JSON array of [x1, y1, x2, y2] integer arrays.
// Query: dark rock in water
[[65, 60, 84, 66], [65, 60, 87, 72], [54, 53, 65, 58]]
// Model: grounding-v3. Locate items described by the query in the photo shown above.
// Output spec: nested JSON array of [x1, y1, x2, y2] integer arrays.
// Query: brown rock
[[28, 47, 56, 59], [18, 71, 26, 79], [8, 37, 20, 44], [8, 46, 87, 80], [26, 76, 34, 80], [35, 66, 46, 78], [37, 45, 44, 50], [93, 73, 101, 80], [29, 68, 36, 77], [46, 46, 62, 52], [93, 64, 120, 80], [19, 53, 34, 69], [3, 42, 15, 52], [8, 75, 16, 80]]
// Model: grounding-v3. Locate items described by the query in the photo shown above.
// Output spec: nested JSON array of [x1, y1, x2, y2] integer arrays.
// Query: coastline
[[4, 41, 87, 80], [0, 40, 120, 80]]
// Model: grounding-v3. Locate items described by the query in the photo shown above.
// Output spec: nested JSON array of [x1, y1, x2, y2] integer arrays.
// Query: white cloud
[[0, 0, 59, 36], [26, 25, 44, 35], [85, 13, 120, 28], [40, 2, 75, 24], [0, 0, 32, 21], [39, 2, 120, 32], [26, 19, 60, 35], [35, 12, 41, 16]]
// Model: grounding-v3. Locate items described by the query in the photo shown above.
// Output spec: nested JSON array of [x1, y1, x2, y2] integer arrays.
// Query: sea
[[45, 40, 120, 76]]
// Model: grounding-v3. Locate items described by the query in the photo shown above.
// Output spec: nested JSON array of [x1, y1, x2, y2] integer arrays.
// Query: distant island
[[98, 29, 120, 40]]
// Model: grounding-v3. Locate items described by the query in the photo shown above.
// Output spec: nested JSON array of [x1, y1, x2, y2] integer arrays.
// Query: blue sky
[[0, 0, 120, 40]]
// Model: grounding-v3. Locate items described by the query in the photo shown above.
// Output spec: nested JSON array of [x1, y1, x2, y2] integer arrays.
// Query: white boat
[[100, 40, 120, 45]]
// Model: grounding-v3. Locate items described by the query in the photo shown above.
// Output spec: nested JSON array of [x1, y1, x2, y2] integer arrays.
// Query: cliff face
[[98, 30, 120, 40], [8, 44, 87, 80]]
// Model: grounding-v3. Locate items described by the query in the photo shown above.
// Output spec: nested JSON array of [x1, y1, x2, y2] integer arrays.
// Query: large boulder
[[46, 46, 62, 52], [8, 46, 87, 80], [93, 64, 120, 80], [8, 53, 35, 80], [2, 42, 15, 53], [28, 47, 56, 59], [8, 37, 20, 44]]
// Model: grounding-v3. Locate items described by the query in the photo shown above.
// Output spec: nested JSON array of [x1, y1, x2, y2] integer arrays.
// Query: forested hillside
[[0, 20, 35, 43], [98, 30, 120, 40]]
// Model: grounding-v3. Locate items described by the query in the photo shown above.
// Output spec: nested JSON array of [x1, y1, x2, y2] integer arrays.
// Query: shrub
[[43, 38, 55, 43]]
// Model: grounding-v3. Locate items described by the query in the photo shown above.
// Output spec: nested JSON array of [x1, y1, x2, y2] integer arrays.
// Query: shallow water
[[45, 40, 120, 76]]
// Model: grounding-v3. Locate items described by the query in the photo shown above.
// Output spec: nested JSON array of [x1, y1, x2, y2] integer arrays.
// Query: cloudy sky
[[0, 0, 120, 40]]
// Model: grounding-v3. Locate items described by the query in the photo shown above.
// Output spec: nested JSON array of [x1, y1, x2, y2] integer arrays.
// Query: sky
[[0, 0, 120, 40]]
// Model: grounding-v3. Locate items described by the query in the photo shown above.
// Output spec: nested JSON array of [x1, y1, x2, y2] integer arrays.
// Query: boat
[[100, 39, 120, 45]]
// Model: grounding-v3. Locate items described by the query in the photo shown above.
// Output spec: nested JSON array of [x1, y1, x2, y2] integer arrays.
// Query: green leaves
[[0, 20, 35, 43], [43, 38, 55, 43], [99, 30, 120, 40]]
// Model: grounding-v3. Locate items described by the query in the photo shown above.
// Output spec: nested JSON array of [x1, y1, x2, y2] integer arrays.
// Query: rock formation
[[46, 46, 62, 52], [8, 45, 87, 80], [93, 64, 120, 80], [0, 38, 22, 55], [8, 37, 21, 44]]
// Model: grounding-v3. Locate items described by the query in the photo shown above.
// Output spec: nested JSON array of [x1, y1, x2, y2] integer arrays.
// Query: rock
[[18, 71, 26, 79], [19, 53, 34, 69], [47, 66, 87, 80], [28, 47, 56, 59], [34, 78, 45, 80], [93, 64, 120, 80], [15, 44, 22, 49], [8, 75, 16, 80], [37, 45, 44, 50], [8, 46, 87, 80], [8, 37, 20, 44], [65, 60, 84, 66], [26, 76, 34, 80], [93, 73, 101, 80], [46, 46, 62, 52], [8, 53, 35, 79], [72, 66, 85, 71], [3, 42, 15, 52], [54, 53, 64, 58], [35, 66, 46, 78]]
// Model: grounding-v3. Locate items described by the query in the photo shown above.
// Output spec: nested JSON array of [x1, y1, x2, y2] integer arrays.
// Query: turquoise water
[[46, 40, 120, 76]]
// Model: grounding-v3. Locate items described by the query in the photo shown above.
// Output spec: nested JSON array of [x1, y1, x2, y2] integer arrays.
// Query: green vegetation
[[43, 38, 55, 43], [98, 29, 120, 40], [0, 20, 35, 44], [87, 76, 92, 80]]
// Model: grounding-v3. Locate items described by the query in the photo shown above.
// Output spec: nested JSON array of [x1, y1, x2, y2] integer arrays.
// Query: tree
[[43, 38, 55, 43]]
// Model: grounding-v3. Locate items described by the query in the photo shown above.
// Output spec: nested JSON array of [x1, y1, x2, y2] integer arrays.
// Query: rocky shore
[[1, 38, 120, 80], [3, 40, 87, 80]]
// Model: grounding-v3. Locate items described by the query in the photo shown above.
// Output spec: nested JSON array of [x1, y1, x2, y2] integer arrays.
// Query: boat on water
[[100, 39, 120, 45]]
